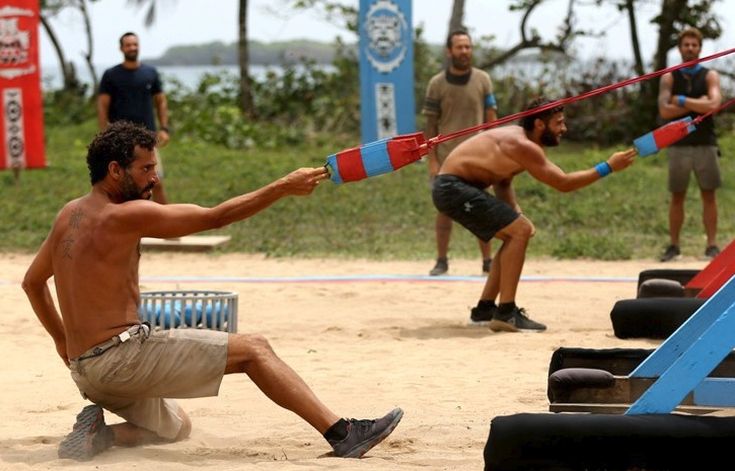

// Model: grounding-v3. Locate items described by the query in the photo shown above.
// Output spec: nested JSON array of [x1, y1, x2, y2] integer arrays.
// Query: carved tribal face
[[368, 15, 401, 57]]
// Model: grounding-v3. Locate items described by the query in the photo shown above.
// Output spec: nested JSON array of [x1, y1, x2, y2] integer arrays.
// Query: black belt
[[73, 323, 150, 362]]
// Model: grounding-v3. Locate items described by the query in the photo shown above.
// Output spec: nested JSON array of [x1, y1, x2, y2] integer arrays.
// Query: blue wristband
[[595, 162, 612, 178], [677, 95, 686, 107]]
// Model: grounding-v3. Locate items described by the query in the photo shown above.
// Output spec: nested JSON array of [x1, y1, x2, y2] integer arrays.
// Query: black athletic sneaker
[[489, 307, 547, 333], [482, 258, 492, 274], [470, 305, 496, 325], [705, 245, 720, 259], [329, 408, 404, 458], [659, 244, 681, 262], [429, 258, 448, 276], [58, 405, 114, 461]]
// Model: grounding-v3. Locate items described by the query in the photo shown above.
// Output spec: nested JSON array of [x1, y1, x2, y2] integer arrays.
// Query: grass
[[2, 120, 734, 260]]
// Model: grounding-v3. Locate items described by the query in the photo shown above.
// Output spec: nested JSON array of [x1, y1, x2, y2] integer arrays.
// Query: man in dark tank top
[[657, 27, 723, 262]]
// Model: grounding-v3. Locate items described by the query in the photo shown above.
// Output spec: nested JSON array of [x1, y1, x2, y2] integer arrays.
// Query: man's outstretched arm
[[113, 166, 330, 240], [522, 144, 637, 193]]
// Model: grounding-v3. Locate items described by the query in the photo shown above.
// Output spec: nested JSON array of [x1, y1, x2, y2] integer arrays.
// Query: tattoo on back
[[61, 238, 74, 259], [70, 208, 84, 229], [61, 208, 84, 259]]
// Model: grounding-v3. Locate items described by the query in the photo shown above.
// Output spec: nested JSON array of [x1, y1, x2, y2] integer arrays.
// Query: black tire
[[484, 413, 735, 471], [637, 268, 700, 291], [610, 297, 705, 339]]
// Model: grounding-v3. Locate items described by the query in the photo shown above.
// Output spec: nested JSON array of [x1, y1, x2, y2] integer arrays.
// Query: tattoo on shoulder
[[61, 237, 74, 259], [70, 208, 84, 229]]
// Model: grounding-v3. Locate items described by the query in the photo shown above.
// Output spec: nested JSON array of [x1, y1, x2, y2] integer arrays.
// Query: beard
[[540, 128, 560, 147], [123, 51, 138, 62], [121, 172, 154, 201], [451, 55, 471, 71]]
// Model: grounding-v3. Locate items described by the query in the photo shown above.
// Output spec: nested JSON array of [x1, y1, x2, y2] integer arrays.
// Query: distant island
[[142, 39, 555, 68], [144, 39, 355, 66]]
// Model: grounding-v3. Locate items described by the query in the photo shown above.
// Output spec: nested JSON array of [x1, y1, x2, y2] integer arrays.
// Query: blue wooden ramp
[[626, 274, 735, 414]]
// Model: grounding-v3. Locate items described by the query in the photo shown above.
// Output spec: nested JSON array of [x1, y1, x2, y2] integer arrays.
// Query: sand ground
[[0, 253, 706, 470]]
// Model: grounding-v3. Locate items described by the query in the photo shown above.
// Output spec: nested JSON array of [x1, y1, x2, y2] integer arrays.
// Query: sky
[[39, 0, 735, 69]]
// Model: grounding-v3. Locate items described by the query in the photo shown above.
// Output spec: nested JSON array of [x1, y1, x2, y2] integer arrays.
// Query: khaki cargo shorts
[[667, 145, 721, 193], [69, 328, 228, 439]]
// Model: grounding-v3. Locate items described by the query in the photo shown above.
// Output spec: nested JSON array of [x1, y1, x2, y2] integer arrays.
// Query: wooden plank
[[695, 378, 735, 407], [140, 235, 231, 252], [553, 375, 735, 408], [549, 348, 735, 378], [555, 377, 654, 404], [549, 403, 722, 415]]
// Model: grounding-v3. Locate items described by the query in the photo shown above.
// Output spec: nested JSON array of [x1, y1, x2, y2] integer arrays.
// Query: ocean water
[[39, 63, 332, 91]]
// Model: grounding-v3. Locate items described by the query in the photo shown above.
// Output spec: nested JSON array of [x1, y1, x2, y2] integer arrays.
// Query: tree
[[476, 0, 581, 69], [448, 0, 465, 35], [130, 0, 255, 117], [651, 0, 722, 72], [77, 0, 98, 92], [238, 0, 255, 118], [619, 0, 645, 77], [39, 0, 83, 92]]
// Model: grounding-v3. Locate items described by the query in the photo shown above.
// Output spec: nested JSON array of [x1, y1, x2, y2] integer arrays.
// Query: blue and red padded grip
[[633, 117, 696, 157], [325, 132, 427, 184]]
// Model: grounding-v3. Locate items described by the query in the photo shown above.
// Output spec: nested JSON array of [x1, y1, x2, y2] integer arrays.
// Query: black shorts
[[432, 174, 519, 242]]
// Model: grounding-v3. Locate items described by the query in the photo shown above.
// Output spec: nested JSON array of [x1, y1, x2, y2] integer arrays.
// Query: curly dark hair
[[87, 121, 156, 184], [519, 96, 564, 131]]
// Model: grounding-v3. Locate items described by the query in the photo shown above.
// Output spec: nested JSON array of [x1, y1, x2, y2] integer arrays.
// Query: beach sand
[[0, 253, 705, 470]]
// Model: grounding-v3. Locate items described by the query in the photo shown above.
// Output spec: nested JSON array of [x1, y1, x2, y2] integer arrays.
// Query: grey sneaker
[[705, 245, 720, 259], [329, 408, 403, 458], [429, 258, 448, 276], [58, 405, 114, 461], [470, 305, 496, 326], [659, 244, 681, 262], [489, 307, 547, 333]]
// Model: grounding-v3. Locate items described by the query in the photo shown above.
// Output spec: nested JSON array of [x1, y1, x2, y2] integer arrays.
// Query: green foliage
[[42, 87, 94, 126], [162, 40, 362, 149], [413, 26, 441, 118], [551, 233, 632, 260]]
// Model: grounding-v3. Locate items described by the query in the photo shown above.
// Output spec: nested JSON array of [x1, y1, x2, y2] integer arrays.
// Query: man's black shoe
[[470, 305, 496, 326], [489, 307, 546, 333], [659, 244, 681, 262], [58, 405, 114, 461], [329, 408, 404, 458], [705, 245, 720, 259], [429, 258, 448, 276]]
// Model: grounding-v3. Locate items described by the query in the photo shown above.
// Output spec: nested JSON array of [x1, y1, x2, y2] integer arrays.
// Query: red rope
[[426, 46, 735, 149]]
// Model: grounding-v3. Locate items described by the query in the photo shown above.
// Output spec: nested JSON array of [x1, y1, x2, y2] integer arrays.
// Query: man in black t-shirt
[[98, 32, 171, 204], [657, 27, 723, 261]]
